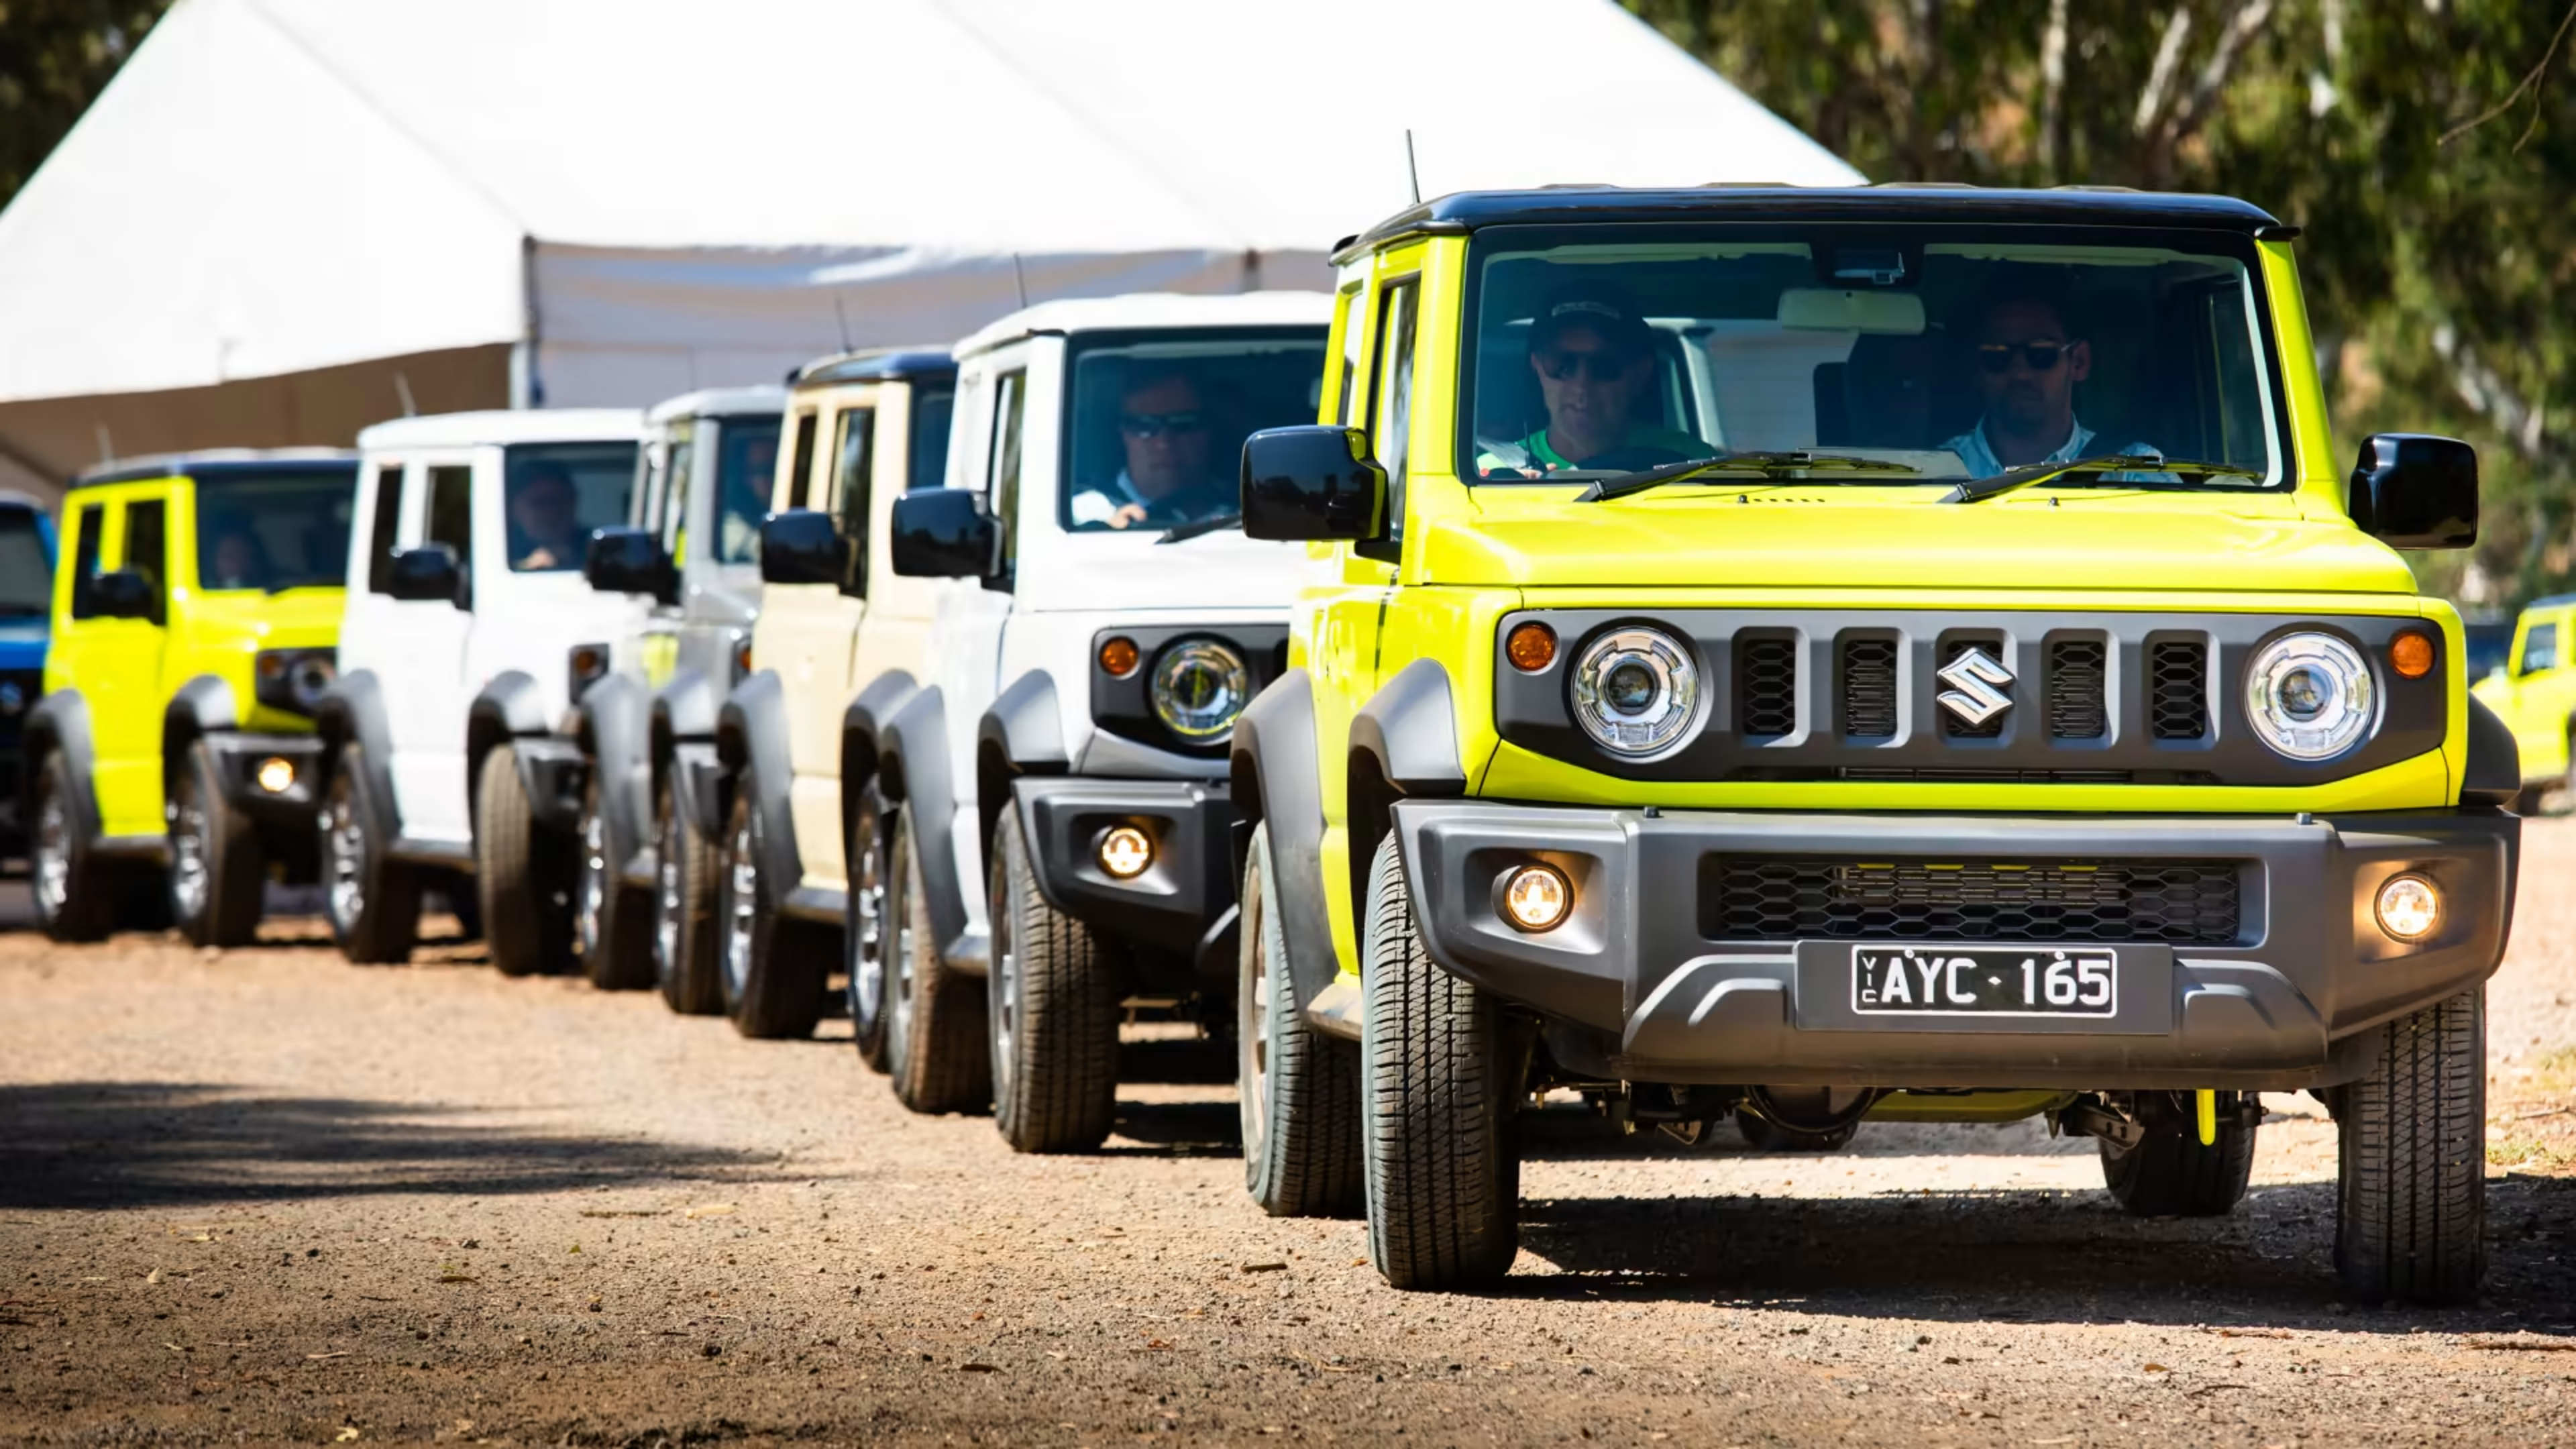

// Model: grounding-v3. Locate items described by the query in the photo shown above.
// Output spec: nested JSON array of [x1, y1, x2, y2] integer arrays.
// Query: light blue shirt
[[1939, 417, 2157, 480]]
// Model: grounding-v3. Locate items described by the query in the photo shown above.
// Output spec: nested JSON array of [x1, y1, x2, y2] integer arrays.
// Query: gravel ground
[[2, 822, 2574, 1447]]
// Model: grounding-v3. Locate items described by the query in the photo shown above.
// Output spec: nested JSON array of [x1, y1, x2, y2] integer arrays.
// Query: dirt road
[[4, 824, 2575, 1446]]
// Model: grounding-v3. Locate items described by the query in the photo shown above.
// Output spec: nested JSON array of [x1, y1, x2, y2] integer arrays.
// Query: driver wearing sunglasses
[[1479, 285, 1705, 476], [1069, 368, 1233, 530], [1939, 285, 2156, 478]]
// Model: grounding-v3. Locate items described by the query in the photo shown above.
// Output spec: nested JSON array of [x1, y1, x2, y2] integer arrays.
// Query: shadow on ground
[[0, 1081, 779, 1210]]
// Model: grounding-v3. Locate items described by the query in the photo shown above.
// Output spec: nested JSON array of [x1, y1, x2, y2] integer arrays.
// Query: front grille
[[1729, 766, 2222, 784], [1939, 638, 2005, 739], [1839, 638, 1897, 738], [2048, 639, 2107, 739], [2151, 641, 2209, 739], [1737, 637, 1797, 737], [1702, 856, 2243, 943]]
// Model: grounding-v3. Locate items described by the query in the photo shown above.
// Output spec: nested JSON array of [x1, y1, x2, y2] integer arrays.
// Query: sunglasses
[[1977, 342, 2070, 374], [1536, 349, 1636, 382], [1120, 410, 1205, 439]]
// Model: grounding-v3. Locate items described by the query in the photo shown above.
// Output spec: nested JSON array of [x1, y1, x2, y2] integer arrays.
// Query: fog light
[[256, 757, 297, 794], [2375, 873, 2441, 942], [1500, 863, 1572, 932], [1097, 826, 1152, 879]]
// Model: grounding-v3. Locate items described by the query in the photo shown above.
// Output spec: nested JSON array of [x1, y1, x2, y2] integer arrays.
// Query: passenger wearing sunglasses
[[1939, 286, 2156, 479], [1478, 286, 1705, 477], [1071, 369, 1232, 529]]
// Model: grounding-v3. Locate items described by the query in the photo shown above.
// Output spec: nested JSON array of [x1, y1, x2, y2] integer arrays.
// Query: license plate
[[1850, 945, 2118, 1018]]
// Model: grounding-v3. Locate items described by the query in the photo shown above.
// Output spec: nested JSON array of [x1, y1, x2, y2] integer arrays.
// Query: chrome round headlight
[[1151, 639, 1250, 743], [1570, 627, 1699, 757], [2245, 632, 2374, 759]]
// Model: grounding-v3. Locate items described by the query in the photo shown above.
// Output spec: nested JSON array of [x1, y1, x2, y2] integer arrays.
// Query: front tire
[[650, 771, 722, 1015], [2337, 989, 2487, 1305], [845, 780, 894, 1071], [30, 751, 111, 943], [714, 774, 826, 1039], [885, 805, 990, 1114], [574, 767, 653, 990], [168, 739, 266, 948], [1239, 822, 1362, 1217], [1359, 831, 1521, 1291], [2098, 1093, 2255, 1216], [322, 743, 419, 964], [476, 745, 574, 977], [987, 809, 1120, 1154]]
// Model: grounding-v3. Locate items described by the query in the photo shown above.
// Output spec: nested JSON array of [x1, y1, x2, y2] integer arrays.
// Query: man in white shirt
[[1940, 286, 2155, 478]]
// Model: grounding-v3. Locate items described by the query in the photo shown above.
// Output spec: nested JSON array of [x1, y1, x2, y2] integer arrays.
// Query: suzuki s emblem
[[1936, 646, 2015, 727]]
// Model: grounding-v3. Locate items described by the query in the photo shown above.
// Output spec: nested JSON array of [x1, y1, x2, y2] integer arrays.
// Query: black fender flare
[[314, 671, 401, 840], [714, 669, 801, 894], [877, 684, 972, 967], [21, 689, 100, 848], [647, 665, 724, 815], [1227, 669, 1340, 1012], [2464, 693, 2522, 808], [975, 669, 1069, 859], [1350, 657, 1467, 798], [571, 672, 651, 875], [465, 672, 553, 828], [839, 669, 919, 859], [162, 675, 241, 796]]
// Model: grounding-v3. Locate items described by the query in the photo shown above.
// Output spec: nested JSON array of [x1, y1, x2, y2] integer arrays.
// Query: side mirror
[[584, 527, 678, 604], [2349, 433, 2477, 549], [890, 490, 1000, 578], [386, 544, 466, 607], [90, 569, 157, 620], [1240, 425, 1387, 541], [757, 508, 845, 586]]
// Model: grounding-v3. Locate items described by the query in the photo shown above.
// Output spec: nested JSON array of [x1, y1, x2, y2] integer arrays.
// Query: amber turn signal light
[[1506, 621, 1558, 673], [2389, 631, 2434, 680], [1099, 636, 1140, 678]]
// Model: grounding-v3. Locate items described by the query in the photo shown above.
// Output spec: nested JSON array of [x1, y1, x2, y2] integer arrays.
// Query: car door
[[762, 389, 873, 890], [2521, 610, 2576, 781], [373, 453, 478, 843], [91, 486, 174, 837], [848, 377, 955, 696]]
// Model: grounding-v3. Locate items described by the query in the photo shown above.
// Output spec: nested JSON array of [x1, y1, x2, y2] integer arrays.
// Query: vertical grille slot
[[1839, 637, 1897, 738], [2048, 639, 2108, 739], [1939, 638, 2006, 739], [1736, 637, 1798, 737], [2151, 640, 2209, 739]]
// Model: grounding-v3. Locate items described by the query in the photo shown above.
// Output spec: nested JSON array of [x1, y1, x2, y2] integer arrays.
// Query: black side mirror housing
[[386, 544, 467, 608], [89, 568, 158, 621], [757, 509, 845, 586], [584, 527, 678, 604], [2349, 433, 2477, 549], [1240, 425, 1387, 541], [890, 490, 1000, 578]]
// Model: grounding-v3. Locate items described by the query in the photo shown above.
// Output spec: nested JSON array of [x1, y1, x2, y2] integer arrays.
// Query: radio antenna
[[831, 293, 853, 353], [394, 371, 419, 417], [1405, 128, 1422, 205], [1011, 253, 1031, 311]]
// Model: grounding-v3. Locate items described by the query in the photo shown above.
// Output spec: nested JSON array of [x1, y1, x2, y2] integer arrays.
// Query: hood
[[1016, 527, 1309, 612], [180, 585, 345, 645], [1424, 485, 2418, 596]]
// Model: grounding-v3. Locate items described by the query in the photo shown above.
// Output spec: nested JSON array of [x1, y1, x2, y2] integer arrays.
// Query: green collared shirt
[[1477, 424, 1712, 477]]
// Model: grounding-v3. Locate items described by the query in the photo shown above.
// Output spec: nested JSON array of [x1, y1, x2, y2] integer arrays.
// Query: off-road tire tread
[[890, 810, 992, 1115], [653, 775, 723, 1015], [719, 781, 828, 1040], [2337, 988, 2486, 1305], [170, 741, 266, 947], [476, 746, 571, 977], [1242, 825, 1363, 1217], [32, 751, 112, 943], [1360, 833, 1519, 1291], [990, 812, 1120, 1153], [327, 743, 419, 965], [2099, 1099, 2256, 1216]]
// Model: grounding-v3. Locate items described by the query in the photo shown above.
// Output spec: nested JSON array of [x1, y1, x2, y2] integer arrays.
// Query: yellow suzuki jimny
[[1230, 186, 2513, 1303]]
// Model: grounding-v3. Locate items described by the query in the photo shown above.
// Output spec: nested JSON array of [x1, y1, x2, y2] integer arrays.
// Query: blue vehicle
[[0, 492, 56, 861]]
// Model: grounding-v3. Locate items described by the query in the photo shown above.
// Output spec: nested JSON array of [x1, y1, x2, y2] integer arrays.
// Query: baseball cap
[[1529, 284, 1654, 355]]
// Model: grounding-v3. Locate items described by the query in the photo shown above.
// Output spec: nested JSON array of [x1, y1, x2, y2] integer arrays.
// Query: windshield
[[193, 468, 357, 592], [1464, 227, 2283, 487], [1061, 329, 1326, 531], [0, 507, 48, 614], [710, 415, 782, 566], [505, 441, 637, 572]]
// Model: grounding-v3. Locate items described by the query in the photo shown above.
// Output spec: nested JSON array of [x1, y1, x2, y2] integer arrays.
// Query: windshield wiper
[[1943, 451, 2264, 503], [264, 574, 342, 593], [1575, 451, 1922, 503], [1156, 512, 1242, 544]]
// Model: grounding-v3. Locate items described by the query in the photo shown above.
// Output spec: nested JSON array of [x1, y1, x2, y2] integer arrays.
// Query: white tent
[[0, 0, 1860, 496]]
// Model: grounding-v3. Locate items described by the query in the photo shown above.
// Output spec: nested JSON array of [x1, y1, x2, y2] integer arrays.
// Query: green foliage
[[0, 0, 174, 209], [1629, 0, 2576, 610]]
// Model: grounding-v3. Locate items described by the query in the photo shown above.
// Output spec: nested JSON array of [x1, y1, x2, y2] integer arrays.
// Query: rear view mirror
[[2349, 433, 2477, 549], [1776, 288, 1926, 335], [889, 490, 1000, 578], [584, 527, 677, 604], [758, 510, 845, 586], [89, 569, 157, 621], [386, 544, 466, 608], [1240, 426, 1387, 542]]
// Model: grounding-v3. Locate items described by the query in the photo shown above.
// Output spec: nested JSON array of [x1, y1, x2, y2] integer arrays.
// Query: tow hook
[[2059, 1095, 2145, 1150]]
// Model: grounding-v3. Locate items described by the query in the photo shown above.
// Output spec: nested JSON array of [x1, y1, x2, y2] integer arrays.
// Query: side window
[[425, 465, 473, 582], [1372, 278, 1421, 539], [831, 407, 875, 596], [66, 502, 105, 620], [1334, 281, 1372, 426], [987, 371, 1026, 578], [910, 384, 955, 493], [786, 411, 819, 511], [366, 465, 404, 593], [124, 498, 168, 623], [2522, 621, 2561, 676]]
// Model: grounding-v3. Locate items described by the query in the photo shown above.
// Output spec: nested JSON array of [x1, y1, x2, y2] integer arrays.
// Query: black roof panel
[[792, 348, 958, 390], [72, 450, 359, 490]]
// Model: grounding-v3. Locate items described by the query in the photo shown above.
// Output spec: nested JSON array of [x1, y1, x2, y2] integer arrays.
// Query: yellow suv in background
[[2471, 595, 2576, 804]]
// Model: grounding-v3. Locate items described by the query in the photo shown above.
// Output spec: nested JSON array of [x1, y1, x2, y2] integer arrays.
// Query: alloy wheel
[[32, 784, 70, 919], [720, 812, 757, 1000], [168, 784, 209, 923], [325, 782, 366, 928], [850, 822, 887, 1024]]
